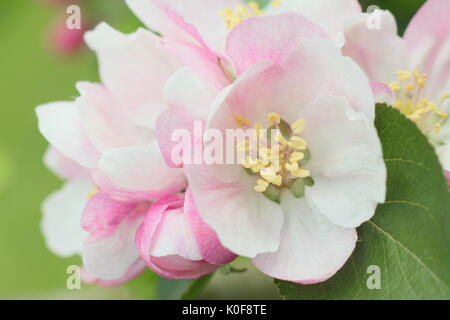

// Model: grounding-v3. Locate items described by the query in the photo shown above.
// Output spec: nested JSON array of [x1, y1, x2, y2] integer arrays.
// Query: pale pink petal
[[84, 23, 180, 129], [36, 102, 100, 168], [184, 189, 237, 264], [266, 0, 361, 39], [41, 179, 92, 257], [81, 261, 146, 287], [225, 13, 328, 75], [404, 0, 450, 99], [162, 39, 231, 90], [211, 38, 375, 129], [82, 192, 140, 239], [185, 162, 284, 258], [371, 81, 395, 105], [126, 0, 241, 52], [253, 192, 357, 284], [300, 96, 386, 228], [82, 204, 147, 281], [76, 82, 152, 152], [93, 141, 186, 200], [342, 11, 407, 83], [44, 146, 89, 180], [135, 195, 217, 279]]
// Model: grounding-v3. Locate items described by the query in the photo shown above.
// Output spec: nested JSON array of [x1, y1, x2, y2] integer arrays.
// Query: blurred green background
[[0, 0, 425, 299]]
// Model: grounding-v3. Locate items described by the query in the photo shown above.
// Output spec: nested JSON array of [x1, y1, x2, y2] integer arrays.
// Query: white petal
[[94, 140, 186, 200], [300, 95, 386, 228], [185, 162, 284, 257], [253, 191, 357, 284], [36, 102, 100, 168], [41, 179, 92, 257]]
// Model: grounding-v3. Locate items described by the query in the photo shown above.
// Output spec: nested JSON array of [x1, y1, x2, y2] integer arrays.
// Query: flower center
[[233, 112, 314, 201], [388, 70, 449, 135], [218, 1, 282, 30]]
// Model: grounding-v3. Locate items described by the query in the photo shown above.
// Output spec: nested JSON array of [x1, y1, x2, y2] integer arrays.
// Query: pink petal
[[404, 0, 450, 98], [82, 192, 141, 240], [225, 13, 328, 75], [253, 192, 357, 284], [184, 189, 237, 265], [82, 203, 147, 281], [135, 195, 217, 279]]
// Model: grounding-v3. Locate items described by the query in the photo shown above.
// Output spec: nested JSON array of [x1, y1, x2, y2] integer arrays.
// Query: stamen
[[267, 112, 281, 125], [235, 113, 313, 196], [233, 115, 251, 128], [219, 2, 263, 30], [388, 69, 448, 134], [271, 0, 282, 7]]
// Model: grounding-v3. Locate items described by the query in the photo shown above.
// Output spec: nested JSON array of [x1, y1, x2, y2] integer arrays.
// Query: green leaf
[[276, 105, 450, 299]]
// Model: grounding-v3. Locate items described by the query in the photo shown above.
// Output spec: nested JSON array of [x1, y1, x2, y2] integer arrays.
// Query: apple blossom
[[37, 23, 233, 283], [341, 0, 450, 178], [157, 14, 386, 283]]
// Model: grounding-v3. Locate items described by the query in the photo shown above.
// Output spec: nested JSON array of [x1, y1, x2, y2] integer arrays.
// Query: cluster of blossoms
[[37, 0, 449, 285]]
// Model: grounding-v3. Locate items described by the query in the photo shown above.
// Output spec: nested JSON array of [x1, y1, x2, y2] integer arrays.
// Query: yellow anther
[[288, 136, 308, 150], [254, 179, 269, 193], [397, 70, 412, 81], [418, 77, 426, 88], [237, 140, 249, 152], [233, 115, 250, 128], [388, 69, 448, 135], [237, 112, 312, 193], [434, 123, 441, 133], [292, 118, 306, 134], [404, 83, 414, 92], [389, 82, 401, 92], [271, 0, 282, 6], [285, 162, 299, 172], [273, 175, 283, 186], [267, 112, 281, 125], [289, 152, 304, 163], [291, 169, 310, 178], [219, 2, 262, 29], [260, 167, 278, 183], [275, 131, 288, 146]]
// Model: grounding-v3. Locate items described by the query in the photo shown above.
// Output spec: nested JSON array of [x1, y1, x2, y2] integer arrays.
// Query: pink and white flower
[[341, 0, 450, 180], [157, 14, 386, 283], [37, 22, 233, 283]]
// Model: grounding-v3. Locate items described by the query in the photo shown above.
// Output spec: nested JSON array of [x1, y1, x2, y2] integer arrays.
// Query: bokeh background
[[0, 0, 426, 299]]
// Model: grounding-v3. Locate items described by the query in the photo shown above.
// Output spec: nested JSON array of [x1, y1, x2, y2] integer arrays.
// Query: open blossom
[[341, 0, 450, 182], [37, 23, 232, 283], [157, 14, 386, 283]]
